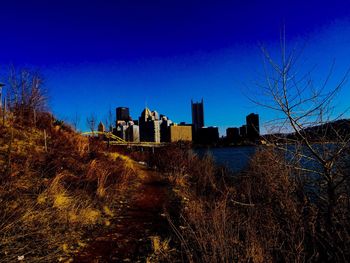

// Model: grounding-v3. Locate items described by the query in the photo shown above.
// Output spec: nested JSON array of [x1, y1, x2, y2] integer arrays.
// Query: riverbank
[[2, 120, 349, 262], [0, 121, 146, 262]]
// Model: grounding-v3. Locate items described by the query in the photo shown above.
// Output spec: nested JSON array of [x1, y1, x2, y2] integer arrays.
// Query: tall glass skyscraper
[[116, 107, 130, 122], [191, 99, 204, 132], [246, 113, 260, 140]]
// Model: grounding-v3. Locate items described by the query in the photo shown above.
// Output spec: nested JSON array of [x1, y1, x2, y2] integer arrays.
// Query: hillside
[[264, 119, 350, 143], [1, 111, 350, 262], [0, 114, 161, 262]]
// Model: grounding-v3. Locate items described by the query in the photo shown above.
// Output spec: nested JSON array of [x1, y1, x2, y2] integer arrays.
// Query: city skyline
[[108, 101, 258, 142], [1, 1, 350, 135]]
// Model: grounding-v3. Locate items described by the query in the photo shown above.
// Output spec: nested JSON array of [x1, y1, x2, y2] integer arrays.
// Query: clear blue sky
[[1, 0, 350, 134]]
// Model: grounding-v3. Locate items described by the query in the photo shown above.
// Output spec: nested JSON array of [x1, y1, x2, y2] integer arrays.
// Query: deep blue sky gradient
[[1, 0, 350, 134]]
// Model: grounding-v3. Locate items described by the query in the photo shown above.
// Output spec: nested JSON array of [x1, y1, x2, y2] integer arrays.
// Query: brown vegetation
[[152, 40, 350, 261], [0, 70, 137, 262], [0, 122, 137, 262], [147, 144, 350, 262]]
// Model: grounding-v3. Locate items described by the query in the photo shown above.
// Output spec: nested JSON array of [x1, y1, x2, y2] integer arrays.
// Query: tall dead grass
[[0, 119, 136, 262], [154, 146, 349, 262]]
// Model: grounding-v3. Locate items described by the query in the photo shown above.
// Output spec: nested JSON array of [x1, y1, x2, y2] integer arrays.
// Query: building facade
[[139, 107, 161, 142], [170, 125, 192, 142], [196, 126, 219, 145], [191, 99, 204, 132], [246, 113, 260, 141], [160, 115, 172, 142], [226, 127, 240, 143], [116, 107, 130, 123], [239, 125, 247, 138], [126, 125, 140, 142]]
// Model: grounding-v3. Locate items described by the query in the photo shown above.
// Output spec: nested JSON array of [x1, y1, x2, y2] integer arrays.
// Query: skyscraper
[[191, 99, 204, 132], [139, 107, 161, 142], [246, 113, 260, 141], [116, 107, 130, 123], [226, 127, 240, 143]]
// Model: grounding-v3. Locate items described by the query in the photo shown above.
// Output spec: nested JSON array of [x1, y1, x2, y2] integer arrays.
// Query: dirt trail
[[74, 164, 171, 262]]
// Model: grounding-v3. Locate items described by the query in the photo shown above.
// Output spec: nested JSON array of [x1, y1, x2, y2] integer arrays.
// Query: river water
[[195, 146, 257, 173], [197, 144, 345, 176]]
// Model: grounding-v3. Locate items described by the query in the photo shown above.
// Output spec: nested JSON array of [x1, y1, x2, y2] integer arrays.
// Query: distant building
[[239, 125, 247, 138], [139, 107, 161, 142], [191, 99, 204, 133], [246, 113, 260, 141], [226, 127, 240, 143], [196, 126, 219, 145], [97, 121, 105, 139], [170, 125, 192, 142], [116, 107, 130, 123], [160, 115, 172, 142], [98, 121, 105, 133], [115, 124, 128, 140], [113, 107, 140, 142], [126, 125, 140, 142]]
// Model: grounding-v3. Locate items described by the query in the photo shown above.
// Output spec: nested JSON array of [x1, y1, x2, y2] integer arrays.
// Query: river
[[195, 146, 257, 173]]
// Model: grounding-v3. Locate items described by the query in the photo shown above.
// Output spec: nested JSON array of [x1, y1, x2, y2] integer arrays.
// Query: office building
[[116, 107, 130, 123], [226, 127, 240, 143], [246, 113, 260, 141], [170, 125, 192, 142], [160, 115, 172, 142], [139, 107, 161, 142], [126, 125, 140, 142], [191, 99, 204, 132], [196, 126, 219, 145], [115, 124, 128, 140], [239, 125, 247, 138]]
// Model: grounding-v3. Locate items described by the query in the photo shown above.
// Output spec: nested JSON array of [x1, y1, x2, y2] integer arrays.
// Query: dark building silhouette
[[239, 125, 247, 138], [160, 115, 172, 142], [246, 113, 260, 141], [196, 127, 219, 145], [226, 127, 240, 143], [191, 99, 204, 132], [116, 107, 130, 123]]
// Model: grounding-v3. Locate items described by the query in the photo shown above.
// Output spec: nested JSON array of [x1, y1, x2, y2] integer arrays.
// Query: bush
[[161, 146, 350, 262]]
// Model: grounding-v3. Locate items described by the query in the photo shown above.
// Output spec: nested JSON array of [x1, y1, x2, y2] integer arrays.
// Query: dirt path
[[74, 165, 171, 262]]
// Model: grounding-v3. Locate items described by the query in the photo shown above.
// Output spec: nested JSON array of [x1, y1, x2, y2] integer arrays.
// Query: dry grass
[[0, 120, 136, 262], [151, 145, 350, 262]]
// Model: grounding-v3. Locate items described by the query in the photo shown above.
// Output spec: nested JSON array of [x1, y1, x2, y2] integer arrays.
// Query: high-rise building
[[160, 115, 172, 142], [126, 125, 140, 142], [139, 107, 161, 142], [246, 113, 260, 141], [226, 127, 240, 143], [191, 99, 204, 132], [239, 125, 247, 138], [116, 107, 130, 123], [115, 124, 128, 140], [196, 127, 219, 145]]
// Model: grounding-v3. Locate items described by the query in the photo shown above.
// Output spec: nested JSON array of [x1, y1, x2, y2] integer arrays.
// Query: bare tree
[[71, 112, 81, 131], [254, 34, 350, 260], [86, 113, 97, 134], [6, 68, 47, 126], [105, 106, 114, 133]]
